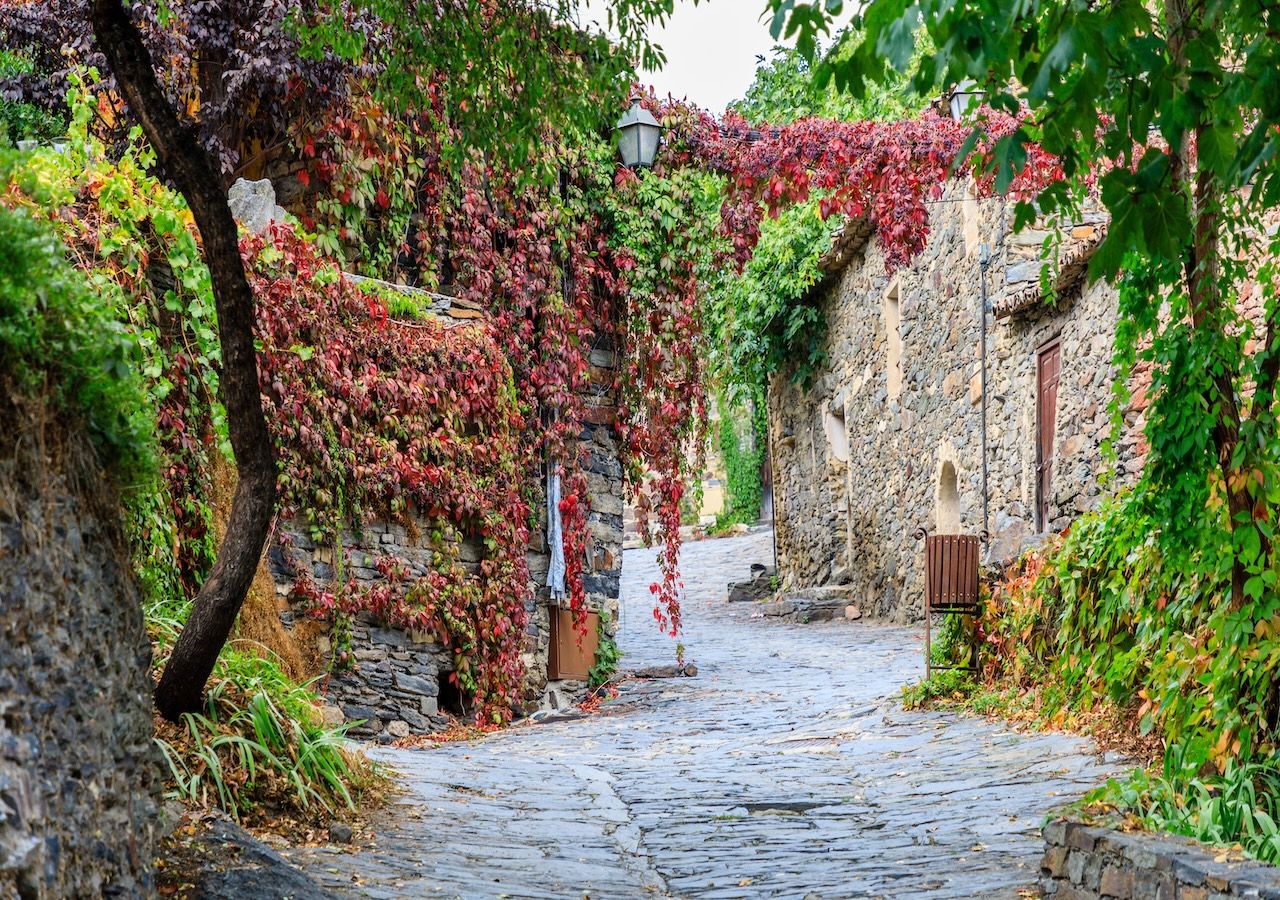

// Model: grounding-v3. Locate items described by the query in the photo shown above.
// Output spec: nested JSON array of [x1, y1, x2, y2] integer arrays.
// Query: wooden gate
[[1036, 340, 1061, 532]]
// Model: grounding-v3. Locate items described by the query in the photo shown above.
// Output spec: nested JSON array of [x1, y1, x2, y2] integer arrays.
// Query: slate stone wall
[[0, 402, 161, 898], [271, 523, 463, 740], [1042, 819, 1280, 898], [769, 181, 1145, 620]]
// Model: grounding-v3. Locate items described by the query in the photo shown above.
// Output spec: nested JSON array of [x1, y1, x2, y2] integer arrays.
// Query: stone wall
[[1041, 819, 1280, 898], [770, 181, 1144, 620], [271, 524, 464, 740], [502, 335, 626, 710], [0, 399, 161, 898]]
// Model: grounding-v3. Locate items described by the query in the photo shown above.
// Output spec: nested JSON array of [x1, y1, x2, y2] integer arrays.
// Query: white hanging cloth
[[546, 467, 566, 600]]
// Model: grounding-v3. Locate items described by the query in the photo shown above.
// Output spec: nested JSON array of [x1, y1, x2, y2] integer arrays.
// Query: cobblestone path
[[292, 530, 1122, 899]]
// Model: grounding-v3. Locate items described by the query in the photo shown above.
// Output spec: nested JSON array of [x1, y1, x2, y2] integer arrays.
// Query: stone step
[[755, 585, 862, 623]]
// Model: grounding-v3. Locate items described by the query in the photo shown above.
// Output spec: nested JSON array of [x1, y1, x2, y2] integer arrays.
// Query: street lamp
[[947, 80, 985, 122], [615, 97, 662, 169]]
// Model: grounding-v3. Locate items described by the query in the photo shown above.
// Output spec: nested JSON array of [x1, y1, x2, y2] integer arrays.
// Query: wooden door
[[1036, 340, 1061, 531]]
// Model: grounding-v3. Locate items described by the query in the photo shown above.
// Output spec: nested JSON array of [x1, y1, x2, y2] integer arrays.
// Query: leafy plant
[[0, 0, 370, 180], [901, 669, 977, 710], [0, 149, 153, 480], [588, 611, 621, 690], [0, 51, 64, 144], [1084, 756, 1280, 865], [152, 638, 380, 823], [929, 613, 968, 668], [711, 390, 765, 529]]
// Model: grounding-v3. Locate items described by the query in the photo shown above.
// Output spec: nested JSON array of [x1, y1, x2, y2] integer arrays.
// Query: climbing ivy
[[713, 391, 765, 530]]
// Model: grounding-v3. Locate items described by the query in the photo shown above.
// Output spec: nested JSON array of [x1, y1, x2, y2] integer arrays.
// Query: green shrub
[[974, 479, 1280, 863], [0, 51, 64, 145], [0, 158, 154, 480], [711, 391, 765, 530], [149, 585, 381, 823], [901, 669, 976, 710], [588, 611, 622, 689]]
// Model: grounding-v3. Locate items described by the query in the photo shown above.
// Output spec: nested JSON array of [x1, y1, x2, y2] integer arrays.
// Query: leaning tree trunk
[[91, 0, 277, 720]]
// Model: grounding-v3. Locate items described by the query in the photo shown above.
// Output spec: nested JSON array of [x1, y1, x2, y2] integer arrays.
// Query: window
[[883, 281, 904, 400], [823, 405, 849, 462]]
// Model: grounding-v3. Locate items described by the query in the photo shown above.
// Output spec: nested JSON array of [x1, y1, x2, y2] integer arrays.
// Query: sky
[[578, 1, 850, 114], [637, 2, 787, 113]]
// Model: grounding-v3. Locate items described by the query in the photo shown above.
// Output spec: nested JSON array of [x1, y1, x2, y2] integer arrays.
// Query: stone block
[[583, 404, 617, 426], [227, 177, 286, 234], [1044, 819, 1070, 847], [393, 672, 437, 696], [341, 705, 379, 725], [1099, 863, 1132, 897], [1007, 260, 1046, 284], [727, 574, 773, 603], [1068, 849, 1089, 884], [1043, 846, 1071, 877], [367, 626, 409, 648]]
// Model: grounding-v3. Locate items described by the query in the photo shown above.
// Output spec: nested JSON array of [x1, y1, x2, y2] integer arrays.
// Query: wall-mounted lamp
[[615, 97, 662, 169], [947, 80, 986, 123]]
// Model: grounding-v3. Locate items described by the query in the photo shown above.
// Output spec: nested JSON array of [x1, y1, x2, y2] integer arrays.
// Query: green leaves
[[312, 0, 644, 182], [0, 149, 156, 481]]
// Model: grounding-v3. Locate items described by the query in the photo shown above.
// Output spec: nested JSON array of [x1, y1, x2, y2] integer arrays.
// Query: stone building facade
[[769, 180, 1146, 621], [267, 279, 625, 740]]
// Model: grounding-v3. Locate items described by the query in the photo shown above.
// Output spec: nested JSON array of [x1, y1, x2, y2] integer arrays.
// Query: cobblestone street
[[292, 530, 1122, 899]]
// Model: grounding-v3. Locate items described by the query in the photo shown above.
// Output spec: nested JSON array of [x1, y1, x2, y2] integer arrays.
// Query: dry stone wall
[[770, 181, 1144, 621], [271, 523, 461, 739], [1042, 819, 1280, 899], [0, 403, 161, 898]]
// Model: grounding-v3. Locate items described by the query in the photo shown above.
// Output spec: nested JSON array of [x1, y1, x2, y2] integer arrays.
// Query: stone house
[[768, 180, 1147, 621]]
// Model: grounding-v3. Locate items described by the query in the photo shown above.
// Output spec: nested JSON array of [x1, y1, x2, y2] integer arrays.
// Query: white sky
[[637, 1, 785, 113], [578, 1, 850, 114]]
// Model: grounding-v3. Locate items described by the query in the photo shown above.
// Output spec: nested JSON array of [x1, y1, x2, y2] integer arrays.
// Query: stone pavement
[[290, 530, 1124, 899]]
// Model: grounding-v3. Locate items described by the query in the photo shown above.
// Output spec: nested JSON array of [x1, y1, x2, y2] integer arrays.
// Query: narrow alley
[[289, 530, 1120, 899]]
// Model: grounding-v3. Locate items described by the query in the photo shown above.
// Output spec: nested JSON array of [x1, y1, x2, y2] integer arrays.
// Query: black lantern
[[615, 97, 662, 169], [947, 80, 985, 122]]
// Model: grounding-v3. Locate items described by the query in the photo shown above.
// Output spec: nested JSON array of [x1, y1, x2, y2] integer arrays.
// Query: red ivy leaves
[[245, 226, 532, 722]]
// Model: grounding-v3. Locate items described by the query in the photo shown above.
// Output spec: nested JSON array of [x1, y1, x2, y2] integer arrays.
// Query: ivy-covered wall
[[265, 282, 626, 738], [769, 180, 1147, 620]]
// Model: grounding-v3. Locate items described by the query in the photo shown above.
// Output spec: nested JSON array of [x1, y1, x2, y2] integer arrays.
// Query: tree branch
[[90, 0, 277, 720]]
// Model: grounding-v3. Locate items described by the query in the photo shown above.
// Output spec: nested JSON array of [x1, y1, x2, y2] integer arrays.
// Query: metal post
[[978, 243, 991, 540]]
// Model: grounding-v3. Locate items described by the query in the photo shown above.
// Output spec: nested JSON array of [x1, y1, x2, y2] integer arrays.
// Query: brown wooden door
[[1036, 340, 1061, 531]]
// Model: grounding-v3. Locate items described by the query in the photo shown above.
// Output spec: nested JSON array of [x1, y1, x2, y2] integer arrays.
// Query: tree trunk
[[90, 0, 277, 720]]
